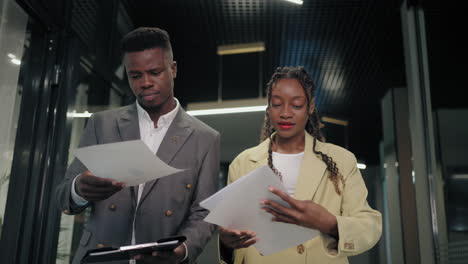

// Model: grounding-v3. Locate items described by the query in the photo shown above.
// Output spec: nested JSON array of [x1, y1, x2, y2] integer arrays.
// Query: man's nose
[[141, 74, 152, 88]]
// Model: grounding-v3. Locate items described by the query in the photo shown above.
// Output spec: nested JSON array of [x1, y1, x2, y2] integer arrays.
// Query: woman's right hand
[[219, 227, 258, 249]]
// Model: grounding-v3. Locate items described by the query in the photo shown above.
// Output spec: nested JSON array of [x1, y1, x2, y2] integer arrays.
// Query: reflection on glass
[[56, 73, 90, 263], [0, 0, 29, 237], [435, 110, 468, 263], [55, 61, 125, 262]]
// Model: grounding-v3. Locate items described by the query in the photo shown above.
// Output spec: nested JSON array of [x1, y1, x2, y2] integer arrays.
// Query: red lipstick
[[278, 122, 295, 129]]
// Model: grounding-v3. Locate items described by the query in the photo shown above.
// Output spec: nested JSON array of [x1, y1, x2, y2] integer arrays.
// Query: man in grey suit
[[56, 27, 220, 264]]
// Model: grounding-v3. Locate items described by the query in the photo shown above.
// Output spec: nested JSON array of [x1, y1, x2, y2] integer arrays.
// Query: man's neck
[[143, 98, 176, 128]]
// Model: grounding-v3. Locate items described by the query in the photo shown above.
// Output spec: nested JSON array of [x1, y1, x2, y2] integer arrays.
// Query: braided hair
[[261, 66, 345, 195]]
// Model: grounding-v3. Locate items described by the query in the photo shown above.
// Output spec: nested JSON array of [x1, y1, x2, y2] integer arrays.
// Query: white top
[[272, 151, 304, 196]]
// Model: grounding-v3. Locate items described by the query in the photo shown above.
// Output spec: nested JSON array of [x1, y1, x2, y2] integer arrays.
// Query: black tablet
[[81, 235, 186, 263]]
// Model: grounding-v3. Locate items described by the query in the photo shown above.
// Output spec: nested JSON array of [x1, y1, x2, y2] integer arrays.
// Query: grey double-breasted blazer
[[55, 103, 220, 264]]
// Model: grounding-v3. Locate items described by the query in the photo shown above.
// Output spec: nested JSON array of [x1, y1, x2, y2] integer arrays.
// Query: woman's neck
[[272, 131, 305, 154]]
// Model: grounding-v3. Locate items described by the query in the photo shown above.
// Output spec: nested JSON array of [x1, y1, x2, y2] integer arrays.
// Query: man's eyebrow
[[147, 67, 163, 72]]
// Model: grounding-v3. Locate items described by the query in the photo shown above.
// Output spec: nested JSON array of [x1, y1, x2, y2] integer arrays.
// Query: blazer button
[[297, 244, 305, 254], [108, 203, 117, 211], [97, 243, 105, 248], [185, 184, 192, 189], [63, 210, 71, 215], [165, 210, 173, 217]]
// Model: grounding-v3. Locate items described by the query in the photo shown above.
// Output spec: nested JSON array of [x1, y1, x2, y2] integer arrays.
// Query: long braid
[[267, 137, 283, 181], [263, 110, 283, 180], [261, 66, 345, 195], [263, 71, 283, 179], [308, 108, 344, 194], [262, 70, 284, 180], [312, 135, 344, 195]]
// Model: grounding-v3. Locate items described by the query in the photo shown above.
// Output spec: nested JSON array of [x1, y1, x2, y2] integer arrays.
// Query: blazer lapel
[[139, 109, 194, 204], [293, 133, 328, 201], [155, 109, 194, 165], [117, 103, 140, 142], [117, 103, 140, 208]]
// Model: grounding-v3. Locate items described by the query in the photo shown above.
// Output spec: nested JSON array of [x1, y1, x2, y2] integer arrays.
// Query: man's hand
[[133, 244, 186, 264], [75, 170, 125, 202], [219, 227, 257, 249]]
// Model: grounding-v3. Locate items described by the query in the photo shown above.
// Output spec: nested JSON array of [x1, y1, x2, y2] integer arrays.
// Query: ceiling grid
[[127, 0, 407, 163]]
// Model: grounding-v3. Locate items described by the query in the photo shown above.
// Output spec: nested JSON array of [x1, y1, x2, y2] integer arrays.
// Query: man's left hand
[[133, 244, 186, 264]]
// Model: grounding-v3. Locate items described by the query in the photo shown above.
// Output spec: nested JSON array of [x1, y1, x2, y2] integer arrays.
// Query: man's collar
[[136, 98, 180, 127]]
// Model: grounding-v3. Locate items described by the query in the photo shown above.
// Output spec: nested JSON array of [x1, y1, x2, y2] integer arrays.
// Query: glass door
[[0, 0, 32, 237]]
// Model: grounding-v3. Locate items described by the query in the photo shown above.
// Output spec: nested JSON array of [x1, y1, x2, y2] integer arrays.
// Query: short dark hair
[[121, 27, 173, 54]]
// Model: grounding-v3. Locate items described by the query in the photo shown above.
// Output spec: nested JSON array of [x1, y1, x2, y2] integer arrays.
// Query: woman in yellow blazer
[[219, 66, 382, 264]]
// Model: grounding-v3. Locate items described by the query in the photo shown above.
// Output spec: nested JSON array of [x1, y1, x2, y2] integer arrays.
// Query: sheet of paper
[[75, 140, 184, 186], [200, 166, 319, 256]]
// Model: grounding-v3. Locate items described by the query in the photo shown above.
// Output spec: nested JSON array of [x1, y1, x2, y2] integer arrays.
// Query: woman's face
[[269, 78, 310, 141]]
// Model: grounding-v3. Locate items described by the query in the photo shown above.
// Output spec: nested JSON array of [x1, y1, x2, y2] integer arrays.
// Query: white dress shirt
[[132, 98, 180, 241]]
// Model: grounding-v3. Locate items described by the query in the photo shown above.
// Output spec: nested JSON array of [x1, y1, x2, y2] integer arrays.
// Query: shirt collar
[[136, 98, 180, 129]]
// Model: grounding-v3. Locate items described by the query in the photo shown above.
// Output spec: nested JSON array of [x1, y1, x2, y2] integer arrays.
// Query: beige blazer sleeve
[[319, 153, 382, 258]]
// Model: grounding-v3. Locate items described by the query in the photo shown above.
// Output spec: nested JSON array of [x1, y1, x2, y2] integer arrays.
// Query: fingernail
[[268, 187, 274, 191], [259, 200, 266, 205]]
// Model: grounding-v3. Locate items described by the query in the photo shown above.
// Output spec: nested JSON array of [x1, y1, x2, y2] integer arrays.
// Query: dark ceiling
[[124, 0, 432, 165]]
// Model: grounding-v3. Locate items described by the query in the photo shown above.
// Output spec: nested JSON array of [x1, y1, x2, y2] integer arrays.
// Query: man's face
[[124, 47, 177, 110]]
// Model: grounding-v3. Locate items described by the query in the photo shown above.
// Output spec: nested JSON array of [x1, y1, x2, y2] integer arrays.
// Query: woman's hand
[[219, 226, 258, 249], [261, 187, 339, 238]]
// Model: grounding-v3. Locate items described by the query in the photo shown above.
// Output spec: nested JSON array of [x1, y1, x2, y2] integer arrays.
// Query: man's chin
[[139, 100, 162, 111]]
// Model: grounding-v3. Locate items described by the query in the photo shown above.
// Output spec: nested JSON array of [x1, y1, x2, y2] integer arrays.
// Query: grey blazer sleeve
[[55, 115, 97, 214], [178, 132, 220, 263]]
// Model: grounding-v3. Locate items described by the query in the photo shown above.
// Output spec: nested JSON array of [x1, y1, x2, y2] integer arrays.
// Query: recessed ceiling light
[[217, 42, 265, 56], [284, 0, 303, 5], [187, 105, 267, 116]]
